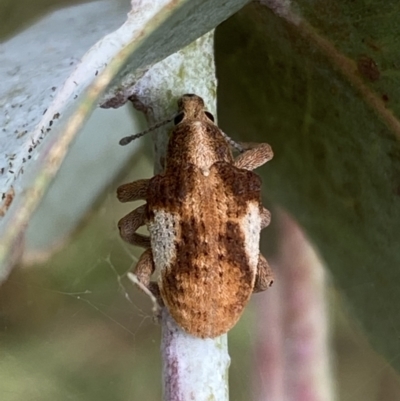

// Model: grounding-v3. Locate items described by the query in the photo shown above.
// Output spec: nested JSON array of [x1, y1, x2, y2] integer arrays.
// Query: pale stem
[[161, 310, 229, 401], [130, 32, 230, 401]]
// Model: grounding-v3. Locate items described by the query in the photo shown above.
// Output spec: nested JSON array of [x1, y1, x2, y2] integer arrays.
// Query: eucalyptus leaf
[[216, 2, 400, 372], [0, 0, 251, 276]]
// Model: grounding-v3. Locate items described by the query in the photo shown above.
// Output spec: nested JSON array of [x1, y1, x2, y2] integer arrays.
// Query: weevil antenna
[[119, 115, 175, 146], [119, 113, 244, 153]]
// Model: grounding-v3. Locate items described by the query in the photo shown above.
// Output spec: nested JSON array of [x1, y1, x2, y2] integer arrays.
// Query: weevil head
[[175, 94, 215, 124], [118, 94, 216, 147], [164, 94, 234, 172]]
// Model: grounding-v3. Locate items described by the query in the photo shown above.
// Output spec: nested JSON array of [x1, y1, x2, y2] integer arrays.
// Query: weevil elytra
[[117, 94, 274, 338]]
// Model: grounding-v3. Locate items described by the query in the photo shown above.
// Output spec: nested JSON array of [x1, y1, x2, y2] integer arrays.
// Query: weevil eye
[[174, 112, 185, 125], [205, 111, 215, 122]]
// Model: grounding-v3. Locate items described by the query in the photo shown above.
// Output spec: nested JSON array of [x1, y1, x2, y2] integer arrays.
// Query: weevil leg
[[261, 207, 271, 230], [253, 253, 274, 293], [234, 143, 273, 171], [117, 179, 149, 202], [118, 204, 151, 248], [130, 248, 163, 307]]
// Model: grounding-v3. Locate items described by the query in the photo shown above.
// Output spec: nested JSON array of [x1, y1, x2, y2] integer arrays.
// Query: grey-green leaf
[[216, 2, 400, 372]]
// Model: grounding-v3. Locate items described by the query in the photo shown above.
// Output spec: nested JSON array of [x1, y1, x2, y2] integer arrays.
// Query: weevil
[[117, 94, 274, 338]]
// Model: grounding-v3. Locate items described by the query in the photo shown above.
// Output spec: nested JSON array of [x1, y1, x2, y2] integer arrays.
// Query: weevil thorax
[[164, 94, 233, 174]]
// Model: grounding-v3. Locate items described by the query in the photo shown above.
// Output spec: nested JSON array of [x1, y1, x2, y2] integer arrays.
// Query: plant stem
[[132, 32, 230, 401]]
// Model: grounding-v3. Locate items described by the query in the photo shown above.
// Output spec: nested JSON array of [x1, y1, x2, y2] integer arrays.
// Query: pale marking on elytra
[[241, 202, 262, 271], [148, 209, 179, 271]]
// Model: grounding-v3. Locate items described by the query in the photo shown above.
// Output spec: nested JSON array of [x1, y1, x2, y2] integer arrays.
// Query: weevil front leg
[[234, 143, 273, 171], [117, 179, 149, 202], [118, 204, 151, 248], [253, 253, 274, 293]]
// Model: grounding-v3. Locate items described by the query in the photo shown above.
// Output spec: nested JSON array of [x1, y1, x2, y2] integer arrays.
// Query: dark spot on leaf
[[357, 55, 380, 82]]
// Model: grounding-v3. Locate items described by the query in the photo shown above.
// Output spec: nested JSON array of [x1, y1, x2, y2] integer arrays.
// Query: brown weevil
[[117, 94, 274, 338]]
